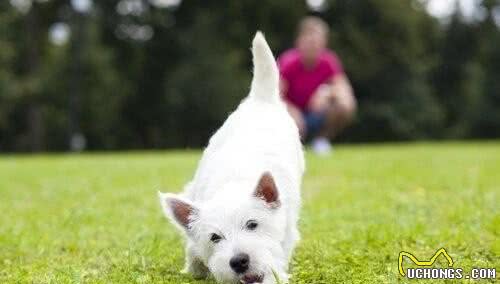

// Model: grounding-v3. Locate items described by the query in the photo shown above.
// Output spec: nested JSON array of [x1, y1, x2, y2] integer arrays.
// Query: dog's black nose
[[229, 253, 250, 273]]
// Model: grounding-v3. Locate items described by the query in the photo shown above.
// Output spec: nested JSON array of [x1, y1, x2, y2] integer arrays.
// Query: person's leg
[[319, 98, 356, 139], [306, 89, 356, 155], [303, 92, 331, 154]]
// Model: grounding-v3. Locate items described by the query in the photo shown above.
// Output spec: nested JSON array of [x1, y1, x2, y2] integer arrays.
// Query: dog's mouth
[[239, 273, 264, 284]]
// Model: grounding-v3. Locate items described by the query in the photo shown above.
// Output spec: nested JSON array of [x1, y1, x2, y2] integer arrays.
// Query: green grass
[[0, 142, 499, 283]]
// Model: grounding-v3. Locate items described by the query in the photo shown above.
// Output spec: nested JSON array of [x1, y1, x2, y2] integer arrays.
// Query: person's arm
[[279, 77, 288, 99], [308, 74, 356, 113], [279, 76, 307, 136]]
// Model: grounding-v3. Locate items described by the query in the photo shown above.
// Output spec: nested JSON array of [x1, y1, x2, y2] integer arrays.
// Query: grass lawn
[[0, 142, 498, 283]]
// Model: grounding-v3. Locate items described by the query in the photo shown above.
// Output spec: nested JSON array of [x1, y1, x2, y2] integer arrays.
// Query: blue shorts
[[304, 111, 326, 139]]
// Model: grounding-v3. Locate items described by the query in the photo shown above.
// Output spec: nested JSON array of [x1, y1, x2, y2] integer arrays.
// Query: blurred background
[[0, 0, 499, 152]]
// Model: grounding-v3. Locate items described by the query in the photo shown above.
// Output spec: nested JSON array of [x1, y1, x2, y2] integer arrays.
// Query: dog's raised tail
[[250, 31, 280, 103]]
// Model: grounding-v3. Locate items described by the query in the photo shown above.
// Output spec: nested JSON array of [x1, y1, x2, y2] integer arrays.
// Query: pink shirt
[[278, 48, 344, 111]]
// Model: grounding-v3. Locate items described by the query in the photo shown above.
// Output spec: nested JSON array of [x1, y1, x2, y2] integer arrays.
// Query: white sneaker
[[311, 137, 332, 156]]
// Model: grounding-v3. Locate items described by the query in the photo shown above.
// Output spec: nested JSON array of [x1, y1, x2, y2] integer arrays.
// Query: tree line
[[0, 0, 499, 151]]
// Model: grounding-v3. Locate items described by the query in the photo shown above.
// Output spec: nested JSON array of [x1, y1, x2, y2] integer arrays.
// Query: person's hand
[[330, 83, 341, 99], [308, 84, 333, 113]]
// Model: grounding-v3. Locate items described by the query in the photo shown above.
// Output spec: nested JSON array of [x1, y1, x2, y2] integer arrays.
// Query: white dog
[[159, 32, 304, 284]]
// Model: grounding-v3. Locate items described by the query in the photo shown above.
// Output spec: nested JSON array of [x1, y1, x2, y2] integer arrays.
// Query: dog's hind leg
[[181, 243, 209, 279]]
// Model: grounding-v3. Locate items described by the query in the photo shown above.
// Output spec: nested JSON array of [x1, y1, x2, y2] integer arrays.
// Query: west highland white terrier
[[158, 32, 304, 284]]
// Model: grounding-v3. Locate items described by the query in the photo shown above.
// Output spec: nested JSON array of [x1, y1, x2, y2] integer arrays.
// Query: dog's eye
[[210, 233, 222, 243], [246, 220, 258, 231]]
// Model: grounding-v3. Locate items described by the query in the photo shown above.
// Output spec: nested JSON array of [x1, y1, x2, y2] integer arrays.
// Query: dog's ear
[[158, 192, 198, 230], [254, 172, 280, 208]]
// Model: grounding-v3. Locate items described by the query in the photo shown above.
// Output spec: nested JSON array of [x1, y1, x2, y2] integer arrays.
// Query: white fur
[[159, 31, 304, 284]]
